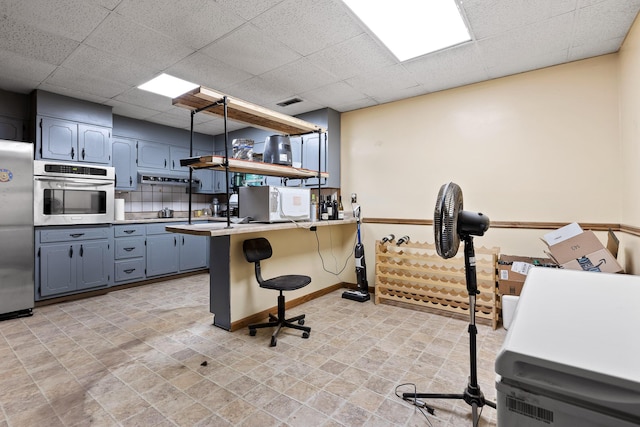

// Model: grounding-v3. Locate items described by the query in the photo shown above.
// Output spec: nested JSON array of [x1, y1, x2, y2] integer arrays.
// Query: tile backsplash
[[116, 184, 214, 213]]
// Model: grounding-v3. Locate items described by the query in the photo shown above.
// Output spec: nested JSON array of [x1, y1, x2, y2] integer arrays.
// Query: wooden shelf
[[180, 155, 329, 179], [173, 86, 327, 135]]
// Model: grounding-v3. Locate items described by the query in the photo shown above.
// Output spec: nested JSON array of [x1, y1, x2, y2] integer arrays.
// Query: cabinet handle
[[71, 147, 75, 159], [129, 176, 133, 186], [123, 268, 136, 274], [80, 245, 83, 257], [70, 233, 85, 238], [182, 236, 185, 245], [69, 246, 73, 258], [172, 160, 175, 168], [123, 230, 135, 234], [174, 236, 177, 246], [82, 148, 85, 160], [164, 159, 167, 168], [123, 247, 135, 252]]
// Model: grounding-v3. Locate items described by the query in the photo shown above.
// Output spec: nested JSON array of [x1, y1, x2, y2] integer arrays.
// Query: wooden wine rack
[[374, 240, 500, 329]]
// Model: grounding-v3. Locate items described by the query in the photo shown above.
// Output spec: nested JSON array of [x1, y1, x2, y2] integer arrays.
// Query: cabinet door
[[76, 241, 111, 290], [39, 117, 77, 161], [194, 150, 214, 193], [112, 138, 137, 190], [78, 124, 111, 164], [137, 140, 169, 170], [39, 243, 76, 296], [170, 146, 191, 172], [146, 234, 179, 276], [179, 234, 208, 271], [0, 115, 24, 141]]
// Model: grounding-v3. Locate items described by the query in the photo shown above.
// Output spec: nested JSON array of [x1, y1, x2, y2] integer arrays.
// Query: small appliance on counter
[[239, 186, 309, 222], [263, 135, 292, 166], [157, 207, 174, 218]]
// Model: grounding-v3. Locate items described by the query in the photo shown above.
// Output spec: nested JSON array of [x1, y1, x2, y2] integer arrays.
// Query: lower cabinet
[[36, 222, 209, 301], [36, 225, 112, 300]]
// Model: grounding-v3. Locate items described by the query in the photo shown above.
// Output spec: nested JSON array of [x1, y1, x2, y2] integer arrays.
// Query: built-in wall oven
[[34, 160, 115, 226]]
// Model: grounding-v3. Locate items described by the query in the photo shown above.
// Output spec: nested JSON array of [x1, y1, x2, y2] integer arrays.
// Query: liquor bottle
[[337, 196, 344, 220], [320, 196, 329, 220], [331, 196, 338, 220], [310, 193, 318, 221], [326, 196, 333, 219]]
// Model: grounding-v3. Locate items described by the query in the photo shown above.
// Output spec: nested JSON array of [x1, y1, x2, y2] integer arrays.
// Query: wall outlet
[[351, 193, 357, 203]]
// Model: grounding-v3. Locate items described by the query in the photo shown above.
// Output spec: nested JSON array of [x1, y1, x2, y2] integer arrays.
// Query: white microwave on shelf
[[239, 186, 310, 223]]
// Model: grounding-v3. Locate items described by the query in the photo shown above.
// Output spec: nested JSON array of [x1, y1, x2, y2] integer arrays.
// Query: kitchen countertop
[[165, 217, 357, 237], [112, 213, 228, 224]]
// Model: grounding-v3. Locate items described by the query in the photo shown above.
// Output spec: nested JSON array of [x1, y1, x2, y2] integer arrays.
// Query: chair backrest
[[243, 237, 273, 263], [243, 237, 273, 286]]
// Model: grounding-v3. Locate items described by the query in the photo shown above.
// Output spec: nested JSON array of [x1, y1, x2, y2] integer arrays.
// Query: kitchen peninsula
[[166, 219, 356, 331]]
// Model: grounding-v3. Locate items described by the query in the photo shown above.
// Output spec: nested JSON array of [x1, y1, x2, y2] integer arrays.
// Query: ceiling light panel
[[138, 73, 199, 98], [342, 0, 471, 61]]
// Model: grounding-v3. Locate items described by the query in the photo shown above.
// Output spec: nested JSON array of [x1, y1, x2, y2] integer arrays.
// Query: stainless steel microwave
[[33, 160, 115, 226], [239, 186, 310, 223]]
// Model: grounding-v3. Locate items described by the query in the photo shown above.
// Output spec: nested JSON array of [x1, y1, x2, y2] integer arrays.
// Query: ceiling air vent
[[277, 97, 303, 107]]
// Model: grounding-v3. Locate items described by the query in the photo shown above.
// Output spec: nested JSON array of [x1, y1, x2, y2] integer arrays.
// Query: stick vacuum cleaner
[[342, 205, 370, 302]]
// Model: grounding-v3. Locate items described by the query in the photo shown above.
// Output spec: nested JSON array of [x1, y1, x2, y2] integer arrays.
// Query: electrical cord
[[313, 224, 356, 276], [395, 383, 435, 426]]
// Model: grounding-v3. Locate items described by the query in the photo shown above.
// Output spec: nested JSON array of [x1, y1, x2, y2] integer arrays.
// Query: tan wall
[[341, 53, 631, 280]]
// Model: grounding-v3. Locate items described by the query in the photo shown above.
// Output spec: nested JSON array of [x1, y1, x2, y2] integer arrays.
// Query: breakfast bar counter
[[166, 219, 357, 331]]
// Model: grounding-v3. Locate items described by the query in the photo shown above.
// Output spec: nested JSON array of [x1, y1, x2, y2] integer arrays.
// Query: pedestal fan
[[402, 182, 494, 426]]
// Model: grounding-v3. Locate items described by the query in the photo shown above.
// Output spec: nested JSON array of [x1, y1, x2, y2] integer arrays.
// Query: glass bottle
[[338, 196, 344, 220], [326, 196, 333, 219]]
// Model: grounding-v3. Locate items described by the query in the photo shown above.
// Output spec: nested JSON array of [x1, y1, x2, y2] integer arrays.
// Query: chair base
[[248, 294, 311, 347]]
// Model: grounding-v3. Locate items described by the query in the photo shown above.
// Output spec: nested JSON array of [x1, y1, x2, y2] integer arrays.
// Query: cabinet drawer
[[146, 223, 173, 235], [114, 259, 145, 282], [113, 224, 145, 237], [114, 237, 145, 259], [39, 227, 110, 243]]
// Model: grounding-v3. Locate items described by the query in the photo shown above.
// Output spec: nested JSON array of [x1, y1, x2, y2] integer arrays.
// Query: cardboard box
[[542, 223, 623, 274], [498, 255, 554, 296]]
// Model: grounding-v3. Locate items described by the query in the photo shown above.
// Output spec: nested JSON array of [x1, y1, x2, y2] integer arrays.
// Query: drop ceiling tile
[[112, 88, 176, 113], [369, 85, 429, 105], [347, 64, 420, 95], [330, 96, 377, 113], [404, 43, 490, 93], [308, 34, 396, 80], [250, 0, 363, 55], [572, 0, 640, 47], [568, 37, 624, 61], [45, 66, 132, 98], [0, 49, 56, 83], [105, 99, 161, 121], [464, 0, 531, 39], [216, 0, 284, 20], [260, 58, 337, 94], [201, 24, 301, 76], [36, 83, 111, 105], [61, 45, 158, 87], [487, 49, 570, 80], [165, 52, 253, 92], [0, 17, 79, 65], [299, 81, 368, 110], [3, 0, 109, 42], [0, 76, 43, 94], [477, 12, 574, 69], [271, 99, 324, 117], [90, 0, 120, 10], [84, 14, 194, 70], [226, 76, 292, 106], [114, 0, 245, 50]]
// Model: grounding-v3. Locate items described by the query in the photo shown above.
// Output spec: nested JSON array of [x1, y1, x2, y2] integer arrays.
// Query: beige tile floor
[[0, 274, 507, 427]]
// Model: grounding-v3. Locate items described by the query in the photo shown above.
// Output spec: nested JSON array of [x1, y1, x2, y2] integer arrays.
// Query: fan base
[[341, 290, 370, 302]]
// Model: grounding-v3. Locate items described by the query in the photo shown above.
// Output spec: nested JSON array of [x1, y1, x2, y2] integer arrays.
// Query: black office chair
[[243, 237, 311, 347]]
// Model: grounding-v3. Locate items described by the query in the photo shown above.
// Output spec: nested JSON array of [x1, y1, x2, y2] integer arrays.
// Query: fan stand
[[403, 233, 495, 426]]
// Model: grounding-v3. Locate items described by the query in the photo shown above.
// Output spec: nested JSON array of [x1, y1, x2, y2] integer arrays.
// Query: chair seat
[[260, 274, 311, 291]]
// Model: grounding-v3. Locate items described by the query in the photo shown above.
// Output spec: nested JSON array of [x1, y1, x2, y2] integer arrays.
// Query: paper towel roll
[[114, 199, 125, 221]]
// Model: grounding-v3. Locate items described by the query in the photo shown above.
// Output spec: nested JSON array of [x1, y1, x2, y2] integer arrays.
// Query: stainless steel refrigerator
[[0, 140, 34, 320]]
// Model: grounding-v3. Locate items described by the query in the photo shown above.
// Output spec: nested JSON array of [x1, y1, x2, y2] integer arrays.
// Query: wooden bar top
[[166, 218, 357, 237]]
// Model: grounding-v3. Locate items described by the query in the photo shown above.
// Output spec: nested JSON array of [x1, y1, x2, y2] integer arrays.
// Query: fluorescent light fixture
[[342, 0, 470, 61], [138, 73, 199, 98]]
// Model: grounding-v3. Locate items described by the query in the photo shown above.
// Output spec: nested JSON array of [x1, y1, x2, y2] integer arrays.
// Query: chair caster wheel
[[298, 319, 305, 325], [302, 332, 310, 339], [249, 329, 256, 336], [270, 336, 277, 347]]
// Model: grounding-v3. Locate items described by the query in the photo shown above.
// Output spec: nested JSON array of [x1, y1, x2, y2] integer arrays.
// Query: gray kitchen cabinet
[[146, 223, 179, 277], [193, 149, 214, 193], [179, 233, 208, 271], [112, 137, 137, 191], [36, 225, 112, 299], [37, 116, 111, 164], [137, 139, 169, 170], [113, 224, 145, 284], [170, 146, 191, 173], [0, 115, 25, 141]]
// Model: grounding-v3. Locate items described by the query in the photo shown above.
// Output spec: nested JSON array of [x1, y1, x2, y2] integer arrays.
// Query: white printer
[[495, 268, 640, 426]]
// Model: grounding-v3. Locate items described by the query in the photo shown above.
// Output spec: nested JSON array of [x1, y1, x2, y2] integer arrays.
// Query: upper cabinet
[[32, 90, 113, 165], [37, 116, 111, 164], [112, 137, 137, 191], [137, 139, 169, 170]]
